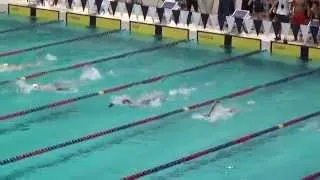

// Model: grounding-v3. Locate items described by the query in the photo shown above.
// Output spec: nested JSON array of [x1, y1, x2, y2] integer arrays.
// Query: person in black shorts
[[242, 0, 253, 13], [218, 0, 235, 28], [186, 0, 198, 12], [272, 0, 290, 41], [253, 0, 265, 19]]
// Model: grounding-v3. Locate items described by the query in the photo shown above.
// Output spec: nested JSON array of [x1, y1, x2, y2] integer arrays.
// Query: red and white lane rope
[[0, 50, 261, 122], [123, 111, 320, 179], [0, 64, 318, 166]]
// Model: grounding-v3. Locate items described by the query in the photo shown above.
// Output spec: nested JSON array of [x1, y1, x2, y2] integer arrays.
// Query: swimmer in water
[[205, 100, 236, 117], [108, 92, 166, 108], [32, 82, 74, 92], [108, 98, 133, 107], [0, 62, 40, 72]]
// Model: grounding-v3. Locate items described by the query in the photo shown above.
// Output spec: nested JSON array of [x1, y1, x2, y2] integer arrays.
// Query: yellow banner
[[8, 4, 30, 17], [309, 47, 320, 62], [272, 42, 300, 58], [197, 31, 225, 47], [130, 22, 155, 36], [96, 17, 121, 30], [162, 26, 188, 40], [232, 36, 261, 51], [36, 9, 59, 21], [67, 13, 90, 27]]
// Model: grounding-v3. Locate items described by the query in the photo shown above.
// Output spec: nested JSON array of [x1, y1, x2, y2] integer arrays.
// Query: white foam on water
[[16, 80, 34, 94], [300, 121, 320, 132], [107, 70, 116, 77], [56, 88, 79, 94], [45, 53, 58, 61], [111, 91, 166, 107], [137, 91, 166, 108], [247, 100, 256, 105], [80, 66, 102, 81], [169, 87, 196, 96], [192, 105, 236, 123], [111, 95, 132, 105], [205, 82, 213, 86], [150, 98, 162, 107]]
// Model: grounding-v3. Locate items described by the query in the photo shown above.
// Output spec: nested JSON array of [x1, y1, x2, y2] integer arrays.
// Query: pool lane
[[0, 53, 315, 175], [0, 41, 227, 114], [6, 68, 318, 180], [0, 14, 33, 30], [0, 32, 167, 83], [0, 22, 104, 52], [1, 61, 320, 179]]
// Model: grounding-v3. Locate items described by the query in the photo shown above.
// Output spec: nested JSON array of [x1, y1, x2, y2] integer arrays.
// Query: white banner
[[88, 0, 96, 13], [179, 10, 188, 26], [281, 22, 291, 39], [115, 2, 125, 17], [244, 19, 253, 33], [74, 0, 81, 10], [100, 0, 110, 15], [148, 6, 157, 21], [262, 20, 272, 34], [164, 8, 172, 24], [300, 24, 309, 44], [209, 14, 218, 29], [132, 4, 142, 20], [191, 12, 201, 27], [226, 16, 235, 33]]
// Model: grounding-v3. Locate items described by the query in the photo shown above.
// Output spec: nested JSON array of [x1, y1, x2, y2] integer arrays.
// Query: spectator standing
[[272, 0, 291, 40], [291, 0, 308, 25], [267, 0, 277, 20], [250, 0, 265, 19], [242, 0, 253, 13], [309, 0, 319, 19], [218, 0, 235, 24], [186, 0, 199, 12]]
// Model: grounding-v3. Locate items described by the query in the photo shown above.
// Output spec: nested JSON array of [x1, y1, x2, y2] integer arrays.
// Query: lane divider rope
[[0, 40, 187, 86], [0, 30, 120, 58], [303, 172, 320, 180], [123, 110, 320, 179], [0, 64, 319, 166], [0, 50, 261, 122], [0, 20, 60, 34]]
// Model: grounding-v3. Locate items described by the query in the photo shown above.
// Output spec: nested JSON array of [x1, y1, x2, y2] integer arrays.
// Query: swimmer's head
[[32, 83, 39, 89], [122, 99, 132, 104]]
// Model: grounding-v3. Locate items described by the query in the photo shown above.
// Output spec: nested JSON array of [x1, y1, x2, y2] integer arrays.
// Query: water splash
[[80, 66, 102, 81], [110, 95, 132, 106], [110, 91, 166, 108], [169, 87, 196, 96], [247, 100, 256, 105], [137, 91, 166, 107], [107, 70, 116, 77], [45, 53, 57, 61], [192, 105, 236, 123], [16, 80, 34, 94]]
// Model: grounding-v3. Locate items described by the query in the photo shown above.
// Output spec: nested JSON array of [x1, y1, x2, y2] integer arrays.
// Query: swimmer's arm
[[206, 101, 219, 117]]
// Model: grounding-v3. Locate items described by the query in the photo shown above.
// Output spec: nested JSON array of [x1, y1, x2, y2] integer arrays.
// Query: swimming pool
[[0, 14, 319, 180]]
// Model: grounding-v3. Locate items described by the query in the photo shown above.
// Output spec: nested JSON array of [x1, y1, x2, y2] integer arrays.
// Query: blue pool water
[[0, 14, 319, 180]]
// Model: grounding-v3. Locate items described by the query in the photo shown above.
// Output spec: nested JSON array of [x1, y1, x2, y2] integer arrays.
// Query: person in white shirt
[[271, 0, 292, 40]]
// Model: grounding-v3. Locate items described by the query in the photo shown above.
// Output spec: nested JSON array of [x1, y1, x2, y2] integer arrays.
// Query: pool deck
[[1, 0, 319, 55]]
